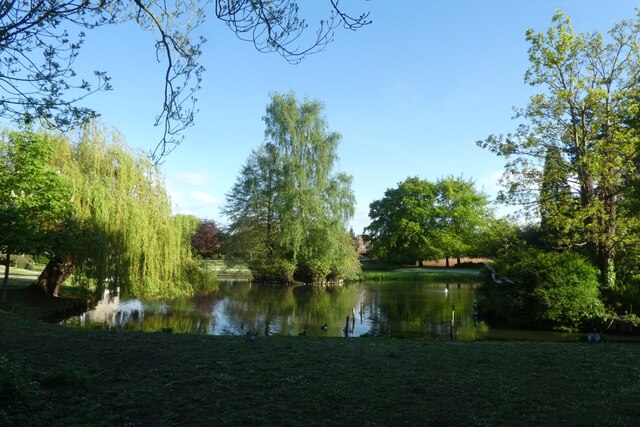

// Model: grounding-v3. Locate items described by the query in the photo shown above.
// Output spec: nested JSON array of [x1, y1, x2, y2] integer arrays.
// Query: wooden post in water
[[352, 307, 356, 331], [449, 304, 456, 340], [344, 316, 350, 337]]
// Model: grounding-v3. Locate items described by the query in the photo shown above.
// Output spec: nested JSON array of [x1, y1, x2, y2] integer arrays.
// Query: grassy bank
[[202, 259, 484, 283], [202, 259, 253, 280], [1, 310, 639, 426], [2, 269, 639, 426], [361, 266, 482, 282]]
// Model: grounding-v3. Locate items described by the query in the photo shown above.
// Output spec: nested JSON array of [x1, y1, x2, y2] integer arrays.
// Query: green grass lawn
[[1, 266, 40, 286], [2, 267, 639, 426], [1, 308, 639, 426]]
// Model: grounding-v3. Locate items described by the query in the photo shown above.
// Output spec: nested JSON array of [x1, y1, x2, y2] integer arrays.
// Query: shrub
[[249, 258, 296, 283], [478, 247, 604, 330], [181, 259, 217, 294]]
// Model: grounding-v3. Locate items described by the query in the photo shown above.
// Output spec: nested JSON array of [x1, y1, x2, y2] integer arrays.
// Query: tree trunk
[[445, 257, 450, 268], [2, 252, 10, 302], [457, 256, 461, 266], [36, 255, 75, 296], [596, 192, 617, 288], [597, 246, 615, 288]]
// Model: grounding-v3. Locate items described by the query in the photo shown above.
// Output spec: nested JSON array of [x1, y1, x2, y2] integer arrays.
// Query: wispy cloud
[[174, 171, 209, 186], [189, 191, 218, 205]]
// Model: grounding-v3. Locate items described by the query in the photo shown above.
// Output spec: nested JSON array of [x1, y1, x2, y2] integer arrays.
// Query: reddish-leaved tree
[[191, 219, 222, 259]]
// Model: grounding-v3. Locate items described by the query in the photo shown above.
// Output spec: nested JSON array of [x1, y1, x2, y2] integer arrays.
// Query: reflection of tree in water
[[364, 281, 481, 339], [216, 282, 364, 336], [64, 279, 488, 339]]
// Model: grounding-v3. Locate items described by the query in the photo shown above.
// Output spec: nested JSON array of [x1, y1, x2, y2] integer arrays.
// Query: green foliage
[[367, 177, 439, 264], [224, 92, 359, 283], [249, 257, 297, 283], [0, 131, 72, 256], [366, 176, 495, 265], [473, 217, 520, 257], [42, 124, 215, 297], [433, 176, 493, 259], [477, 11, 640, 286], [539, 147, 577, 248], [362, 270, 481, 282], [479, 247, 605, 330]]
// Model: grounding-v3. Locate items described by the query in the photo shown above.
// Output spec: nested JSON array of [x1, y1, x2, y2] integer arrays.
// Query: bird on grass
[[321, 323, 329, 332], [587, 329, 601, 343]]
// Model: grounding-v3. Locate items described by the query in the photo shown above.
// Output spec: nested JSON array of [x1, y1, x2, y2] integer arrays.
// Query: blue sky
[[19, 1, 640, 233]]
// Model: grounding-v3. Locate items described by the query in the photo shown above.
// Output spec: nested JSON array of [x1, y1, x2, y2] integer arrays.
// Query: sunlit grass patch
[[362, 268, 481, 282]]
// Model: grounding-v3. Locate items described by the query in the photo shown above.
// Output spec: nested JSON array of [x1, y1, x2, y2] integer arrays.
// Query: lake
[[61, 279, 580, 340]]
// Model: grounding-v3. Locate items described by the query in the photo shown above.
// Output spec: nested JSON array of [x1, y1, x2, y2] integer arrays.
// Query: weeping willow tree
[[36, 124, 215, 297]]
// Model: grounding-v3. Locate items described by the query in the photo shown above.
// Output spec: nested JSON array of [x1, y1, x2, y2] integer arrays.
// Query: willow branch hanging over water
[[37, 123, 215, 297]]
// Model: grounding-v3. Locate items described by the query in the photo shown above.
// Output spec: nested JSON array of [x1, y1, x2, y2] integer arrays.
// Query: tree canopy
[[0, 130, 72, 299], [0, 1, 370, 162], [2, 125, 216, 298], [477, 11, 640, 287], [223, 92, 359, 283], [191, 218, 223, 259], [366, 176, 494, 266]]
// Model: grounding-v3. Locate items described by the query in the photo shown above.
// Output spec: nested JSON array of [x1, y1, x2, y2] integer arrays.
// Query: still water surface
[[61, 280, 578, 340]]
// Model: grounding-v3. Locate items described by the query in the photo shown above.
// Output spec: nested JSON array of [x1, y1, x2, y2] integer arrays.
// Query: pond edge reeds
[[361, 269, 482, 282]]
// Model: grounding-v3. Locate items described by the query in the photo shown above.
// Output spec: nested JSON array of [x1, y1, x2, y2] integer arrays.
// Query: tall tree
[[35, 123, 214, 297], [0, 131, 72, 300], [0, 1, 370, 162], [478, 11, 640, 287], [223, 143, 283, 261], [366, 177, 493, 266], [223, 92, 359, 283]]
